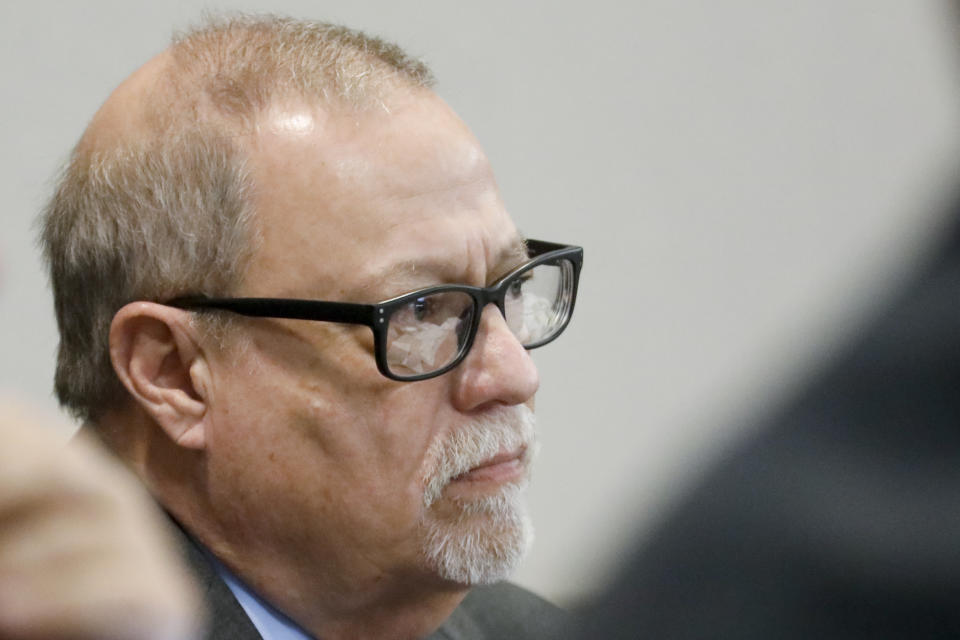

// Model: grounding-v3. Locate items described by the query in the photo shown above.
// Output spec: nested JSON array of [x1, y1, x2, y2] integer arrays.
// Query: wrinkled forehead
[[238, 91, 521, 300]]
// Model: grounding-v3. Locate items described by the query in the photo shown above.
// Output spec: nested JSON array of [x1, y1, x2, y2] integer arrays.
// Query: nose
[[449, 304, 540, 412]]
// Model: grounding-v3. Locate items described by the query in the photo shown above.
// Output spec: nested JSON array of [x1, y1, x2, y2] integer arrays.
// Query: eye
[[413, 296, 430, 321], [396, 291, 472, 328], [507, 273, 532, 299]]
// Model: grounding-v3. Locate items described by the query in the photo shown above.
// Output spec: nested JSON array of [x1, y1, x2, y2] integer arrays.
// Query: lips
[[452, 446, 527, 484], [420, 405, 538, 508]]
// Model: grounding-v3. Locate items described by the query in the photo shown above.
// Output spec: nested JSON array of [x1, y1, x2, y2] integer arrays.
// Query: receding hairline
[[79, 14, 437, 157], [77, 50, 177, 156]]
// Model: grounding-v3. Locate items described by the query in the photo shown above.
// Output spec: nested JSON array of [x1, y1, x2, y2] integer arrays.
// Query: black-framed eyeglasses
[[167, 239, 582, 381]]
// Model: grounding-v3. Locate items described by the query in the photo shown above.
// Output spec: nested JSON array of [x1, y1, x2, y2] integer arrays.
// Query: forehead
[[239, 91, 520, 299]]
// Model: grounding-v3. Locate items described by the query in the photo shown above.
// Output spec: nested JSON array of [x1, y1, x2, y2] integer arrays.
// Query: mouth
[[450, 445, 528, 485]]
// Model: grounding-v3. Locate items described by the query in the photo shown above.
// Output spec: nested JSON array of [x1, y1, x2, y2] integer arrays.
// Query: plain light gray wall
[[3, 0, 960, 605]]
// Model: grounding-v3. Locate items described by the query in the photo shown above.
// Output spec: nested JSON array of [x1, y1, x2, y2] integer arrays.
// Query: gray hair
[[39, 14, 434, 422]]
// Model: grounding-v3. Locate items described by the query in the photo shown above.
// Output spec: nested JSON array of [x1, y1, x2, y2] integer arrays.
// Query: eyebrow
[[370, 235, 530, 298], [491, 235, 531, 278]]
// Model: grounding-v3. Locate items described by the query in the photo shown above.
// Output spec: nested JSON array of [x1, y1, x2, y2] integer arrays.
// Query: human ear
[[109, 302, 210, 450]]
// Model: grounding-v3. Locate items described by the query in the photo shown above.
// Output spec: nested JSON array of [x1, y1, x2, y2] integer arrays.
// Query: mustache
[[422, 405, 537, 508]]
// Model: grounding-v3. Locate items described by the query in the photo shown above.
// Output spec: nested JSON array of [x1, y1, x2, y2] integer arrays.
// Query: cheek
[[203, 332, 455, 560], [366, 383, 449, 481], [314, 383, 453, 551]]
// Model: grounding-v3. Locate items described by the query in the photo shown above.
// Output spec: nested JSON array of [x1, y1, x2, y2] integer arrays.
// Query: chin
[[419, 483, 534, 586]]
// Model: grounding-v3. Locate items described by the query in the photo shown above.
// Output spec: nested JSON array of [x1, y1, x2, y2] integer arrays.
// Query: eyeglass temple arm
[[167, 296, 377, 326], [526, 239, 571, 257]]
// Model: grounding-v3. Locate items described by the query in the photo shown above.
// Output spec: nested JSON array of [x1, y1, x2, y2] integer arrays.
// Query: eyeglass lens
[[384, 259, 574, 377]]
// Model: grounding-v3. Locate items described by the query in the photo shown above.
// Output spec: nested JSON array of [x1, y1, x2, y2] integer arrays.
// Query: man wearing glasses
[[39, 14, 580, 640]]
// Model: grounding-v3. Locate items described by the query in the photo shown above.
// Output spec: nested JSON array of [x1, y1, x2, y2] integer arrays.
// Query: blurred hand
[[0, 399, 205, 640]]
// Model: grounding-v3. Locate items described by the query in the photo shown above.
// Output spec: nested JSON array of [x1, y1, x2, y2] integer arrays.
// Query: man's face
[[198, 90, 541, 592]]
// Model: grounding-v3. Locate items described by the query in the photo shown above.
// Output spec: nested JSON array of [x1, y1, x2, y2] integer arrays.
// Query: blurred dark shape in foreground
[[580, 194, 960, 639]]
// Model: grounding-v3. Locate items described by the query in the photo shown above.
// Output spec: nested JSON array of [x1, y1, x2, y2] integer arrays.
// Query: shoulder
[[434, 582, 572, 640]]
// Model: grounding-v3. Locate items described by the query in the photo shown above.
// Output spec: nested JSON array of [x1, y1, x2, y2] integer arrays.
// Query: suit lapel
[[426, 601, 486, 640], [167, 519, 264, 640]]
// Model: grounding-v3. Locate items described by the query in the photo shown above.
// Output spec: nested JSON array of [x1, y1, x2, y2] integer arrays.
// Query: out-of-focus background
[[3, 0, 960, 606]]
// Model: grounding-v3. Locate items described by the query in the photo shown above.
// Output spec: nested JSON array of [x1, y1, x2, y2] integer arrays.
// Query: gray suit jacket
[[173, 523, 568, 639]]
